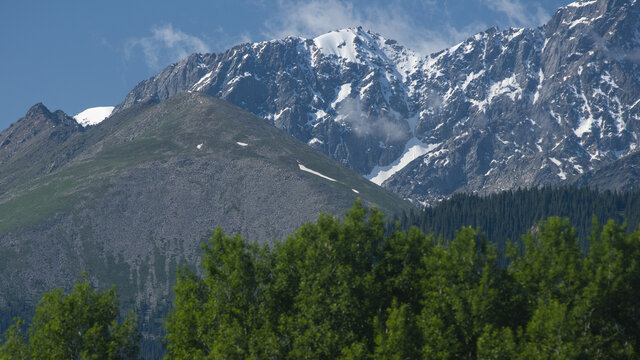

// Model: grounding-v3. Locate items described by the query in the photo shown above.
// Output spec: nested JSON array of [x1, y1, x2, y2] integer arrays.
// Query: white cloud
[[336, 97, 409, 142], [483, 0, 550, 28], [262, 0, 487, 55], [125, 24, 211, 69]]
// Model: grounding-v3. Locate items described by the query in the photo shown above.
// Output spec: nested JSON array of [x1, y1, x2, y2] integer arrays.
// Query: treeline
[[3, 200, 640, 359], [399, 186, 640, 250]]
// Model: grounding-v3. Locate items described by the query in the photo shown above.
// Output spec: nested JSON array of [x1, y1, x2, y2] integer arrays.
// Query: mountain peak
[[312, 27, 373, 63], [309, 26, 418, 76], [563, 0, 600, 7], [555, 0, 632, 23], [20, 103, 78, 129], [561, 0, 631, 9], [25, 103, 51, 118]]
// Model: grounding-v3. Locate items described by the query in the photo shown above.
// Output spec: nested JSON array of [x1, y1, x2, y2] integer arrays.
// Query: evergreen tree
[[409, 186, 640, 252]]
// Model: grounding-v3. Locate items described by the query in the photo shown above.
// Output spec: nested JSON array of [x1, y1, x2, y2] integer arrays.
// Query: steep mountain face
[[0, 103, 84, 192], [392, 0, 640, 204], [573, 150, 640, 190], [115, 0, 640, 205], [0, 93, 412, 345], [115, 27, 418, 175]]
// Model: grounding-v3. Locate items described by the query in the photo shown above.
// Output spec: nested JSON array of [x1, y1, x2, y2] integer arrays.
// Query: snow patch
[[227, 72, 253, 86], [601, 73, 619, 89], [73, 106, 114, 127], [367, 138, 438, 185], [549, 157, 566, 179], [573, 86, 597, 137], [629, 98, 640, 110], [568, 17, 592, 29], [470, 74, 522, 112], [488, 75, 522, 102], [565, 0, 597, 8], [505, 28, 524, 42], [314, 109, 327, 120], [192, 71, 214, 91], [298, 162, 337, 182], [496, 134, 510, 145], [274, 107, 290, 120], [542, 38, 550, 53], [308, 138, 324, 145], [558, 169, 567, 180], [574, 116, 594, 137], [533, 68, 544, 104], [313, 29, 360, 63], [550, 108, 563, 126], [332, 83, 352, 108], [573, 164, 584, 174], [462, 70, 485, 90]]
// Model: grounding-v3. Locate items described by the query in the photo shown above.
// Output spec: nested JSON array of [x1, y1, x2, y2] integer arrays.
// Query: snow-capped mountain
[[389, 0, 640, 204], [116, 27, 419, 175], [115, 0, 640, 205]]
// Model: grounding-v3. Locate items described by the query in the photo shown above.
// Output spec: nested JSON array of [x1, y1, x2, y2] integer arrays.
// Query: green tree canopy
[[163, 201, 640, 359], [0, 276, 139, 360]]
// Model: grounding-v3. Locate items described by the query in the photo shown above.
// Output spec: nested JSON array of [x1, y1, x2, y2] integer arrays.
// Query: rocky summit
[[116, 0, 640, 206]]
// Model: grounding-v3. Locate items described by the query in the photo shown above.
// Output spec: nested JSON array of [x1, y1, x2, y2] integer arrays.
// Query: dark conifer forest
[[400, 186, 640, 251]]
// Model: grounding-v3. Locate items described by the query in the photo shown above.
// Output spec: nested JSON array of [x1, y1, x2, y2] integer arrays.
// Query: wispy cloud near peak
[[125, 24, 211, 70], [483, 0, 551, 28], [262, 0, 487, 55]]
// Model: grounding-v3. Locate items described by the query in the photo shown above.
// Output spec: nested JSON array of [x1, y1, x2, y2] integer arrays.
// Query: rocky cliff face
[[391, 0, 640, 204], [115, 0, 640, 205]]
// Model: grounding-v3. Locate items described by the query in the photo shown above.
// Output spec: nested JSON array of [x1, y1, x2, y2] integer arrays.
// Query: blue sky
[[1, 0, 571, 130]]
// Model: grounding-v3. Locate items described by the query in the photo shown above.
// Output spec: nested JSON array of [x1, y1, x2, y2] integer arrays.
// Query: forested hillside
[[400, 187, 640, 251], [161, 202, 640, 359], [3, 200, 640, 359]]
